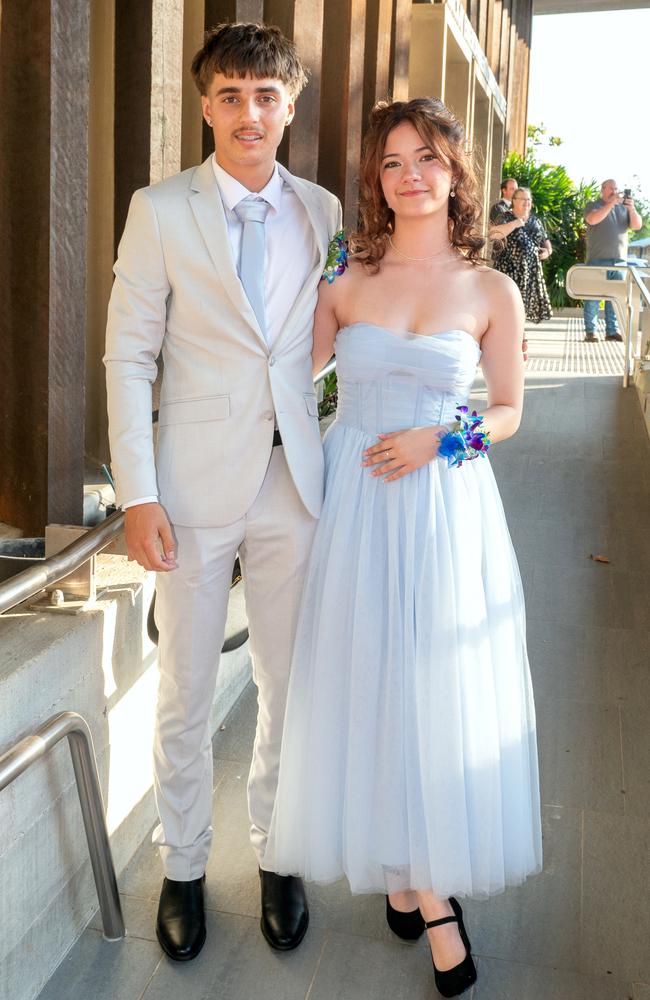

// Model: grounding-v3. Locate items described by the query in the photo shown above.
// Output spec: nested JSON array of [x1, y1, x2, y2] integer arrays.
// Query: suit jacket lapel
[[274, 165, 329, 349], [279, 165, 329, 274], [189, 156, 268, 350]]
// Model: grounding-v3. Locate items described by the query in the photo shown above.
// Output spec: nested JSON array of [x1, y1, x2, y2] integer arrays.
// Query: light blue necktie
[[234, 195, 270, 338]]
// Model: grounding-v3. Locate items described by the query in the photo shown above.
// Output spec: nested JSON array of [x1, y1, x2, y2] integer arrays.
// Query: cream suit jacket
[[104, 156, 342, 527]]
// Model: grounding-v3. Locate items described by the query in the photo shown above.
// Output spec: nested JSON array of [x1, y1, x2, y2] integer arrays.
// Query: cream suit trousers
[[152, 446, 317, 879]]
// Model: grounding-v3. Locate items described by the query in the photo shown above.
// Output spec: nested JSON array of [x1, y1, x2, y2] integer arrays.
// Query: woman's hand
[[362, 426, 444, 482], [538, 247, 551, 260]]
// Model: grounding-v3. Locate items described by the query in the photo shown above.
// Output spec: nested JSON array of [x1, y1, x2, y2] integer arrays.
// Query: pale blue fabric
[[234, 195, 270, 338], [264, 324, 543, 899]]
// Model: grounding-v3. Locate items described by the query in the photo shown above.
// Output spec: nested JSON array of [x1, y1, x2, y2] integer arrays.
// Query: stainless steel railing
[[0, 361, 337, 617], [0, 711, 125, 941], [629, 264, 650, 310], [565, 263, 650, 387], [0, 511, 125, 615]]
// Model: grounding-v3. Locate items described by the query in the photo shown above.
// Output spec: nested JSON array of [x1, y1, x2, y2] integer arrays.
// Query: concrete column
[[86, 0, 116, 467], [444, 24, 472, 129], [408, 4, 445, 102], [490, 109, 505, 206], [472, 74, 491, 219], [150, 0, 184, 183]]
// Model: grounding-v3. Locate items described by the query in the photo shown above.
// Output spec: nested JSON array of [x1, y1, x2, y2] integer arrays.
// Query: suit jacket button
[[268, 356, 276, 366], [263, 411, 274, 421]]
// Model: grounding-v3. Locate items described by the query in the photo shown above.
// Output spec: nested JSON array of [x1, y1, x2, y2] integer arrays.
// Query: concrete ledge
[[0, 554, 251, 1000]]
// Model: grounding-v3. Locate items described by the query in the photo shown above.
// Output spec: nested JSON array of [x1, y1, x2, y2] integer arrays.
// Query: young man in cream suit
[[104, 23, 341, 961]]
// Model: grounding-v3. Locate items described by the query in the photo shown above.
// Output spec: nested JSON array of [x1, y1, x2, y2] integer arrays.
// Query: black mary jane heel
[[385, 895, 426, 940], [425, 897, 477, 998]]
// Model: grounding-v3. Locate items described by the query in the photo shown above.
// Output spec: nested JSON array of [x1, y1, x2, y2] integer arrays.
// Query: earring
[[450, 189, 456, 198], [206, 119, 212, 126]]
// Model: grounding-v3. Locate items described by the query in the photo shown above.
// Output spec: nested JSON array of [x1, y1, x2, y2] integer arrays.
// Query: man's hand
[[124, 502, 177, 571], [538, 247, 551, 261]]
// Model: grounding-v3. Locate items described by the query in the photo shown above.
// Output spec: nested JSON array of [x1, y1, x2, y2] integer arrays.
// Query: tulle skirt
[[263, 420, 543, 898]]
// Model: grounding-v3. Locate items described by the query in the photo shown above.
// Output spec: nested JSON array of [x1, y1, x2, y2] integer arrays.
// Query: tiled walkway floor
[[38, 316, 650, 1000]]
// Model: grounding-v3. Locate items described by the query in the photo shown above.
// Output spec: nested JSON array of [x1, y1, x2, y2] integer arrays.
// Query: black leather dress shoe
[[259, 868, 309, 950], [156, 875, 206, 961]]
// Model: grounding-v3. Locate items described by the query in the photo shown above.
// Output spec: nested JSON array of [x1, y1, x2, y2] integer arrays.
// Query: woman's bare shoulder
[[473, 263, 521, 303]]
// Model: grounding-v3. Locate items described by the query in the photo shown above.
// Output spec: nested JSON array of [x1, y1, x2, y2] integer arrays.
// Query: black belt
[[272, 428, 283, 447]]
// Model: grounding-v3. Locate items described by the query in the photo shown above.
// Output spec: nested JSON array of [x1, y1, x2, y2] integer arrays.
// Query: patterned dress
[[493, 212, 553, 324]]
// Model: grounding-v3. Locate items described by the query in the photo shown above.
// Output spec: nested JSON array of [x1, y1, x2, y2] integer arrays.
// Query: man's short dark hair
[[191, 22, 308, 98]]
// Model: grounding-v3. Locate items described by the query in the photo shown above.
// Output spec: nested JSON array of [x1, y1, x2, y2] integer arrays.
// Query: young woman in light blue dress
[[263, 98, 543, 998]]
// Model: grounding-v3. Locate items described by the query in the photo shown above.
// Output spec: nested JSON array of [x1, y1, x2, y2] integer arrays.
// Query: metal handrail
[[0, 362, 337, 617], [629, 265, 650, 310], [0, 711, 125, 941], [566, 263, 650, 388], [0, 511, 125, 615]]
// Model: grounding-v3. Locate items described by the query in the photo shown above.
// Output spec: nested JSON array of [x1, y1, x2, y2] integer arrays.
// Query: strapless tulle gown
[[263, 323, 543, 898]]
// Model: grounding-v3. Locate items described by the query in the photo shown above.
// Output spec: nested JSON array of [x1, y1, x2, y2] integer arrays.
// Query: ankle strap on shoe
[[424, 915, 458, 929]]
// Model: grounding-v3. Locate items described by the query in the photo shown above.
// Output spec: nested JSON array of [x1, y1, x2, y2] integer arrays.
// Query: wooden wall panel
[[318, 0, 367, 229], [363, 0, 393, 128], [486, 0, 503, 79], [204, 0, 263, 22], [47, 0, 90, 527], [265, 0, 325, 180], [390, 0, 412, 100], [477, 0, 488, 51], [0, 0, 51, 533], [498, 0, 512, 88], [114, 1, 153, 253]]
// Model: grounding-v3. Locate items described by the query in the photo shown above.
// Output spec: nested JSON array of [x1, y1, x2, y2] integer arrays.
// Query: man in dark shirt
[[583, 179, 642, 342], [489, 177, 518, 225]]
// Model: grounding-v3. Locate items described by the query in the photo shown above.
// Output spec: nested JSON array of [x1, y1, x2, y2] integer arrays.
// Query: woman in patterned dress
[[489, 187, 553, 324]]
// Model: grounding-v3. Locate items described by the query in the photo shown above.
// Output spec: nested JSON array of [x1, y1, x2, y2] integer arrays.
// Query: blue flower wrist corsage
[[321, 230, 348, 284], [437, 405, 491, 468]]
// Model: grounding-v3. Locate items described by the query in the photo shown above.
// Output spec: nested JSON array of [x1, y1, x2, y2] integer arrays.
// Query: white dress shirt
[[122, 157, 317, 510]]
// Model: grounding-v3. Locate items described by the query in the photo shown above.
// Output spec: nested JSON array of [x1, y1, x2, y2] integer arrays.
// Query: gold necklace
[[387, 234, 453, 261]]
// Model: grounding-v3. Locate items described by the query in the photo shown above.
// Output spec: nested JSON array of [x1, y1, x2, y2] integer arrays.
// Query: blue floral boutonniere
[[438, 405, 491, 468], [321, 230, 348, 284]]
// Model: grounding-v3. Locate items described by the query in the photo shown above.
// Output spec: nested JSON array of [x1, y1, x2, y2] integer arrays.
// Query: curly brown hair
[[351, 98, 486, 271]]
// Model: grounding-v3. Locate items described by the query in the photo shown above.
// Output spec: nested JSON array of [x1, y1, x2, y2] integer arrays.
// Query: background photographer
[[582, 178, 642, 342]]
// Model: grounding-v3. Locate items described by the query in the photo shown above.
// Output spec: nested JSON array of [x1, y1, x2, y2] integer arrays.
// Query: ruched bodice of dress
[[334, 323, 481, 436]]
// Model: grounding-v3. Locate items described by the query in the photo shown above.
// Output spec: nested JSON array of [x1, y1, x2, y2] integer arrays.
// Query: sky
[[527, 9, 650, 198]]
